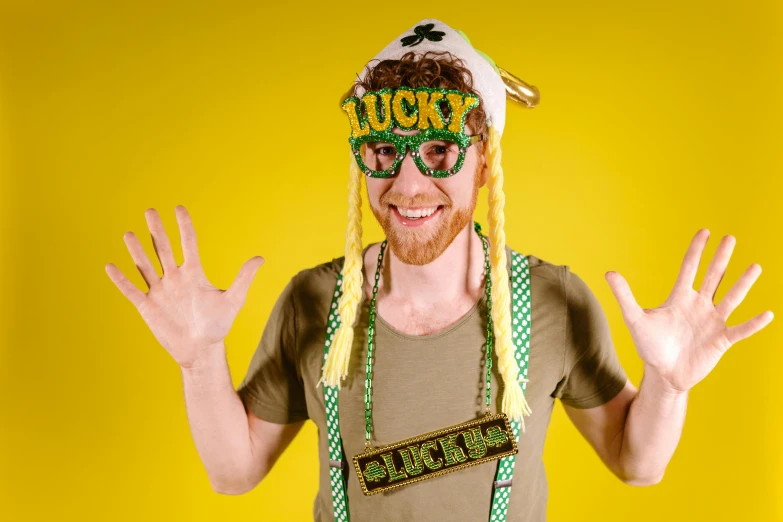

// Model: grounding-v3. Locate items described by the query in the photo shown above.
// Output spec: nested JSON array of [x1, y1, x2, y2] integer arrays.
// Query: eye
[[368, 143, 395, 156], [422, 141, 456, 156]]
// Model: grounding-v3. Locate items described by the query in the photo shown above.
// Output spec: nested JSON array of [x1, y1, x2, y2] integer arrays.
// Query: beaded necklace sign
[[321, 223, 533, 520]]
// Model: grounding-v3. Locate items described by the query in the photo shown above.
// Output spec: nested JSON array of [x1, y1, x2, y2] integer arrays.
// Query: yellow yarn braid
[[319, 149, 365, 388], [486, 125, 533, 430]]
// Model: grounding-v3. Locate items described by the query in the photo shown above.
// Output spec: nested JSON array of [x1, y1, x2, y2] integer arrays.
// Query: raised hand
[[105, 206, 265, 368], [605, 229, 774, 393]]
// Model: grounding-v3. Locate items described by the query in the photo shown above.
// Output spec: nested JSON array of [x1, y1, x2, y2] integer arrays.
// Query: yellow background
[[1, 1, 781, 521]]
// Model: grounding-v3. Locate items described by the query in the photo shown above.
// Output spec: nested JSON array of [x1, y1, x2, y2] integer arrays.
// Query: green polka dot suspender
[[490, 247, 532, 521], [321, 226, 532, 521]]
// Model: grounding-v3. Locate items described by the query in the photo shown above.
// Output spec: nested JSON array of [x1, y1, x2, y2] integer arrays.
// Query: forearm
[[180, 341, 256, 493], [618, 365, 688, 485]]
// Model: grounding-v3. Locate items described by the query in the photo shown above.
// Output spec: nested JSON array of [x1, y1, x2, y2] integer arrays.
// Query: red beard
[[370, 178, 480, 266]]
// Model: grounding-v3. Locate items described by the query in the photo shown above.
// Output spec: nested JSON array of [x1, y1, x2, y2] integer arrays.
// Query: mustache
[[379, 191, 451, 209]]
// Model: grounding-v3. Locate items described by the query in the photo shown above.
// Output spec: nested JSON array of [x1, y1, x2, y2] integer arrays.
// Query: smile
[[391, 205, 444, 227]]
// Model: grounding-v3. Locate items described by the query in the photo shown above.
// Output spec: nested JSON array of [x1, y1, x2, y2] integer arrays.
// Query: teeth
[[397, 206, 437, 218]]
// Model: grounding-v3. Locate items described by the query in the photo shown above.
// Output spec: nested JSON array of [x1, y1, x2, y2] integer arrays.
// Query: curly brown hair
[[345, 50, 488, 153]]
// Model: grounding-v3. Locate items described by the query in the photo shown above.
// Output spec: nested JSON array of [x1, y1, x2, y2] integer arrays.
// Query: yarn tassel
[[319, 149, 365, 389], [486, 125, 533, 430]]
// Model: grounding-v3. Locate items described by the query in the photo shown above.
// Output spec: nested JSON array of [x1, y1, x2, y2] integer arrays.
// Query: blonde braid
[[319, 149, 364, 388], [486, 125, 533, 430]]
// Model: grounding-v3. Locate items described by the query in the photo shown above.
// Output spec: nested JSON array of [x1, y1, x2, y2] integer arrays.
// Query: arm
[[105, 206, 308, 495], [563, 370, 687, 486], [566, 230, 773, 486], [617, 367, 687, 484], [181, 340, 305, 494]]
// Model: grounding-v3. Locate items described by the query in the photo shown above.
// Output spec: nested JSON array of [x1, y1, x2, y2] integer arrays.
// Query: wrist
[[642, 364, 689, 400], [180, 340, 227, 374]]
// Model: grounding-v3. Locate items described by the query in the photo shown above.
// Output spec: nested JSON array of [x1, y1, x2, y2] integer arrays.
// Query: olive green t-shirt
[[236, 245, 628, 521]]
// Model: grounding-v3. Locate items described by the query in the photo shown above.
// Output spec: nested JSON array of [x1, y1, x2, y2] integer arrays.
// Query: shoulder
[[505, 244, 567, 288], [290, 243, 378, 305], [275, 255, 348, 348], [503, 246, 608, 328], [289, 254, 346, 302]]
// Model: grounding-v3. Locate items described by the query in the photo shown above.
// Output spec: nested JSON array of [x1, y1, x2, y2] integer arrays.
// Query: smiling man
[[106, 17, 774, 522], [240, 19, 637, 520]]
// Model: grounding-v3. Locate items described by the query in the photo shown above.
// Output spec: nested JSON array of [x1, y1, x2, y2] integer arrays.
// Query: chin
[[372, 204, 474, 266]]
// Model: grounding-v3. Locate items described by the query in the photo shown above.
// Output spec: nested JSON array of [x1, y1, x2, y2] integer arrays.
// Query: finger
[[123, 231, 159, 289], [224, 256, 265, 311], [144, 208, 178, 275], [698, 234, 736, 303], [105, 263, 146, 308], [726, 310, 774, 345], [174, 205, 202, 268], [605, 271, 644, 326], [715, 263, 763, 321], [671, 229, 711, 297]]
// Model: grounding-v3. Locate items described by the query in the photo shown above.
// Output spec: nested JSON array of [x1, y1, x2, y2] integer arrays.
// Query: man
[[105, 19, 774, 522]]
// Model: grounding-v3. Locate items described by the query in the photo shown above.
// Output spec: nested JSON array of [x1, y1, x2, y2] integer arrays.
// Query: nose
[[393, 145, 431, 198]]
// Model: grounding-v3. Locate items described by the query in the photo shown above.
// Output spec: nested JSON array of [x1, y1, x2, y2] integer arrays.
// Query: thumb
[[605, 271, 644, 326], [225, 256, 265, 310]]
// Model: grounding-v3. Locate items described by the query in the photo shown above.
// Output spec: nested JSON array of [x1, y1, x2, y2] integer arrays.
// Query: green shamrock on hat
[[400, 23, 446, 47]]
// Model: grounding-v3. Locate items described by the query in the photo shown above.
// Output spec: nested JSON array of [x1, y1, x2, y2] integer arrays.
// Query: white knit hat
[[353, 19, 508, 136]]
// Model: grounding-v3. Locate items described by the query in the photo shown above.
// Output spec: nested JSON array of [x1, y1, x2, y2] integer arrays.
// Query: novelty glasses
[[352, 132, 483, 179], [343, 86, 484, 179]]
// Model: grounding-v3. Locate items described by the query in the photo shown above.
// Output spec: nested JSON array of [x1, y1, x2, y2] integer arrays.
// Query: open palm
[[605, 229, 774, 393], [105, 206, 264, 368]]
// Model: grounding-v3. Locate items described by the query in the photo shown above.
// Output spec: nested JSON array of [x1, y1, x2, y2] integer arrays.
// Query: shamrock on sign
[[401, 23, 446, 47]]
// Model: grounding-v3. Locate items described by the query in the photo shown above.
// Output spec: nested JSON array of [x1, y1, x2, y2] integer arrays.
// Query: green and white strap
[[321, 250, 532, 522], [322, 271, 351, 522], [488, 250, 532, 521]]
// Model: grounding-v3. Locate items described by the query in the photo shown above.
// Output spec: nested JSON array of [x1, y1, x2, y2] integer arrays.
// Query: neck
[[381, 222, 486, 305]]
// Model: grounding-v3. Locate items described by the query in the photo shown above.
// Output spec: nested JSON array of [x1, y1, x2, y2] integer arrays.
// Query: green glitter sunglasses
[[342, 86, 484, 179], [351, 130, 484, 179]]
